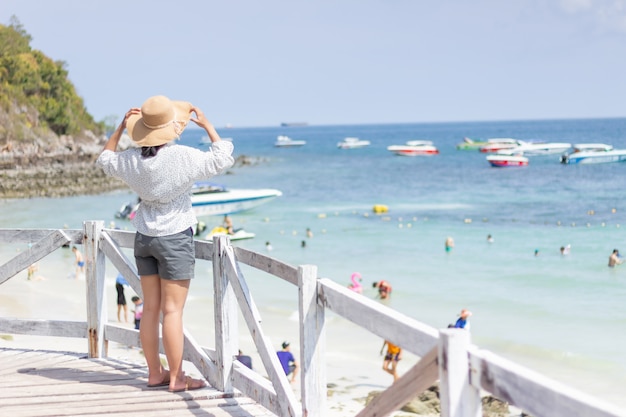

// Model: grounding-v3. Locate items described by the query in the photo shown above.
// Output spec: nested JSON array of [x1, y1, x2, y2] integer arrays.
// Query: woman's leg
[[160, 279, 189, 387], [140, 274, 167, 385], [161, 279, 204, 390]]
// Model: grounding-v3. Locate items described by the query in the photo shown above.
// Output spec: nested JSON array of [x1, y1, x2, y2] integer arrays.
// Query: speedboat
[[204, 226, 255, 241], [478, 138, 522, 153], [560, 143, 626, 164], [274, 135, 306, 147], [115, 182, 282, 220], [456, 137, 488, 150], [486, 153, 529, 167], [387, 140, 439, 156], [501, 141, 572, 156], [337, 137, 371, 149], [190, 182, 282, 217]]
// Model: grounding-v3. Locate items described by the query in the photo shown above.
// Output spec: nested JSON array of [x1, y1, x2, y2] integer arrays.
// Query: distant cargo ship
[[280, 122, 308, 127]]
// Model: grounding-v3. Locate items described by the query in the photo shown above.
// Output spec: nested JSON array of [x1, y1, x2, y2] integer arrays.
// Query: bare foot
[[147, 369, 170, 387], [169, 375, 207, 392]]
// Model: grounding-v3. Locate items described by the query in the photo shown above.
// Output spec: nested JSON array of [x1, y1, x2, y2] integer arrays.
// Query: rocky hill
[[0, 17, 123, 198]]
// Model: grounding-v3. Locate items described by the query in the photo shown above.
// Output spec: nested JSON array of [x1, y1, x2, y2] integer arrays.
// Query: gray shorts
[[134, 228, 195, 280]]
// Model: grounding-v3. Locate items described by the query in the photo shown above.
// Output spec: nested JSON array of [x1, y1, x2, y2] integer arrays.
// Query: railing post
[[299, 264, 326, 417], [439, 329, 481, 417], [84, 220, 107, 358], [212, 235, 238, 393]]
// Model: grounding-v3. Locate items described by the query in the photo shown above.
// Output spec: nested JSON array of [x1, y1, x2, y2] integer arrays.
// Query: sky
[[2, 0, 626, 128]]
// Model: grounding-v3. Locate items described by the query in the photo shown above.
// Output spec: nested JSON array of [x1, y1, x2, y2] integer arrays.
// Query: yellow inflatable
[[372, 204, 389, 214]]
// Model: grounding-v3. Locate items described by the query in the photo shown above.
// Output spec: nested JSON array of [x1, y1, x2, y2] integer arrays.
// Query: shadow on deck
[[0, 347, 273, 416]]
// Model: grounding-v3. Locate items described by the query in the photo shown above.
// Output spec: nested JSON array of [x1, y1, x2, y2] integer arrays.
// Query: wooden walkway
[[0, 348, 273, 417]]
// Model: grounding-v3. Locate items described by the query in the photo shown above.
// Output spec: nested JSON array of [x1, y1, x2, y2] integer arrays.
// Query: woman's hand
[[190, 106, 221, 142], [122, 108, 140, 129]]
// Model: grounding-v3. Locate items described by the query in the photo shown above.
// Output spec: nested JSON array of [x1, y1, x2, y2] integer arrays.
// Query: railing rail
[[0, 222, 624, 417]]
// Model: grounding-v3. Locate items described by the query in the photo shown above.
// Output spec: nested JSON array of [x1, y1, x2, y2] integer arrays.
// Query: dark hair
[[141, 144, 164, 158], [131, 296, 140, 302], [372, 282, 378, 288]]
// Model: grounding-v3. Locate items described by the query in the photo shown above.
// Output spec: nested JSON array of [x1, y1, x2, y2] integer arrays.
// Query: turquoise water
[[1, 118, 626, 407]]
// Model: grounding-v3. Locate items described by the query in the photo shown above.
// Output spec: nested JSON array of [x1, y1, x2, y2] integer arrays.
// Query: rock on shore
[[0, 131, 128, 198], [0, 132, 266, 199]]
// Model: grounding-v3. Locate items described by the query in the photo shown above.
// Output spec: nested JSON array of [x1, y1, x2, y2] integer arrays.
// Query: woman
[[96, 95, 234, 392]]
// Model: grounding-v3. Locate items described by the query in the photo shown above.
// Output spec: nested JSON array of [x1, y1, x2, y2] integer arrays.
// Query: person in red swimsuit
[[372, 280, 392, 299]]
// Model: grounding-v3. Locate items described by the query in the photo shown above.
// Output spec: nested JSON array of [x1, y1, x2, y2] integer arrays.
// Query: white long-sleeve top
[[96, 141, 234, 236]]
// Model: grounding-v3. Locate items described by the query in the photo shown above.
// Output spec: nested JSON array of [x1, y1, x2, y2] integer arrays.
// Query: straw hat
[[126, 95, 193, 147]]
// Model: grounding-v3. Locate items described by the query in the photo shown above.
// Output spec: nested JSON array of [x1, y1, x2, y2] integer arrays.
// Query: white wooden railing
[[0, 221, 623, 417]]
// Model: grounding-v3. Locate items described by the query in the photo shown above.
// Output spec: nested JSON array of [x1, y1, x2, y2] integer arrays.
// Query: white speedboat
[[204, 226, 255, 241], [387, 140, 439, 156], [116, 182, 282, 220], [560, 143, 626, 164], [478, 138, 522, 153], [486, 154, 529, 167], [501, 141, 572, 156], [190, 182, 282, 217], [337, 137, 371, 149], [274, 135, 306, 147]]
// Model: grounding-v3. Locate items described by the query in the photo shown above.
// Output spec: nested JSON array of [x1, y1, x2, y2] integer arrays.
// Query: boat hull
[[561, 152, 626, 164], [275, 135, 306, 147], [192, 189, 282, 217], [387, 145, 439, 156], [486, 155, 529, 167], [337, 138, 371, 149]]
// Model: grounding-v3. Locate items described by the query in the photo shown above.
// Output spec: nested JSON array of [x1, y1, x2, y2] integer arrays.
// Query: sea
[[1, 118, 626, 409]]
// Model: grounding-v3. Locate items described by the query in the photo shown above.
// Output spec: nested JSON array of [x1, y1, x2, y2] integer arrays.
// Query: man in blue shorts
[[276, 341, 298, 383]]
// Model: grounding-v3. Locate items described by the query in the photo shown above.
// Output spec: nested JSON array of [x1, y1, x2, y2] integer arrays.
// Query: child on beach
[[131, 296, 143, 330], [71, 246, 85, 279], [381, 340, 402, 381]]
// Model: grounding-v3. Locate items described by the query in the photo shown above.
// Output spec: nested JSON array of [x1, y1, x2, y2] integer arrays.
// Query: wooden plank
[[233, 246, 299, 285], [103, 228, 135, 249], [104, 323, 141, 348], [439, 330, 481, 417], [213, 235, 237, 392], [0, 318, 87, 339], [299, 264, 326, 417], [318, 278, 439, 357], [99, 231, 142, 298], [469, 348, 625, 417], [181, 329, 219, 388], [194, 238, 214, 261], [222, 244, 300, 417], [0, 229, 82, 245], [85, 220, 106, 358], [0, 229, 72, 285], [356, 346, 439, 417]]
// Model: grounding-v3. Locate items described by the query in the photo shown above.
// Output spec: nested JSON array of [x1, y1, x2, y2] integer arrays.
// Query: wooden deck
[[0, 347, 273, 417]]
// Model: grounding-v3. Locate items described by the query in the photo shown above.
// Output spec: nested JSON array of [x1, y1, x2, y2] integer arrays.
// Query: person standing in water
[[445, 237, 454, 252], [609, 249, 623, 267]]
